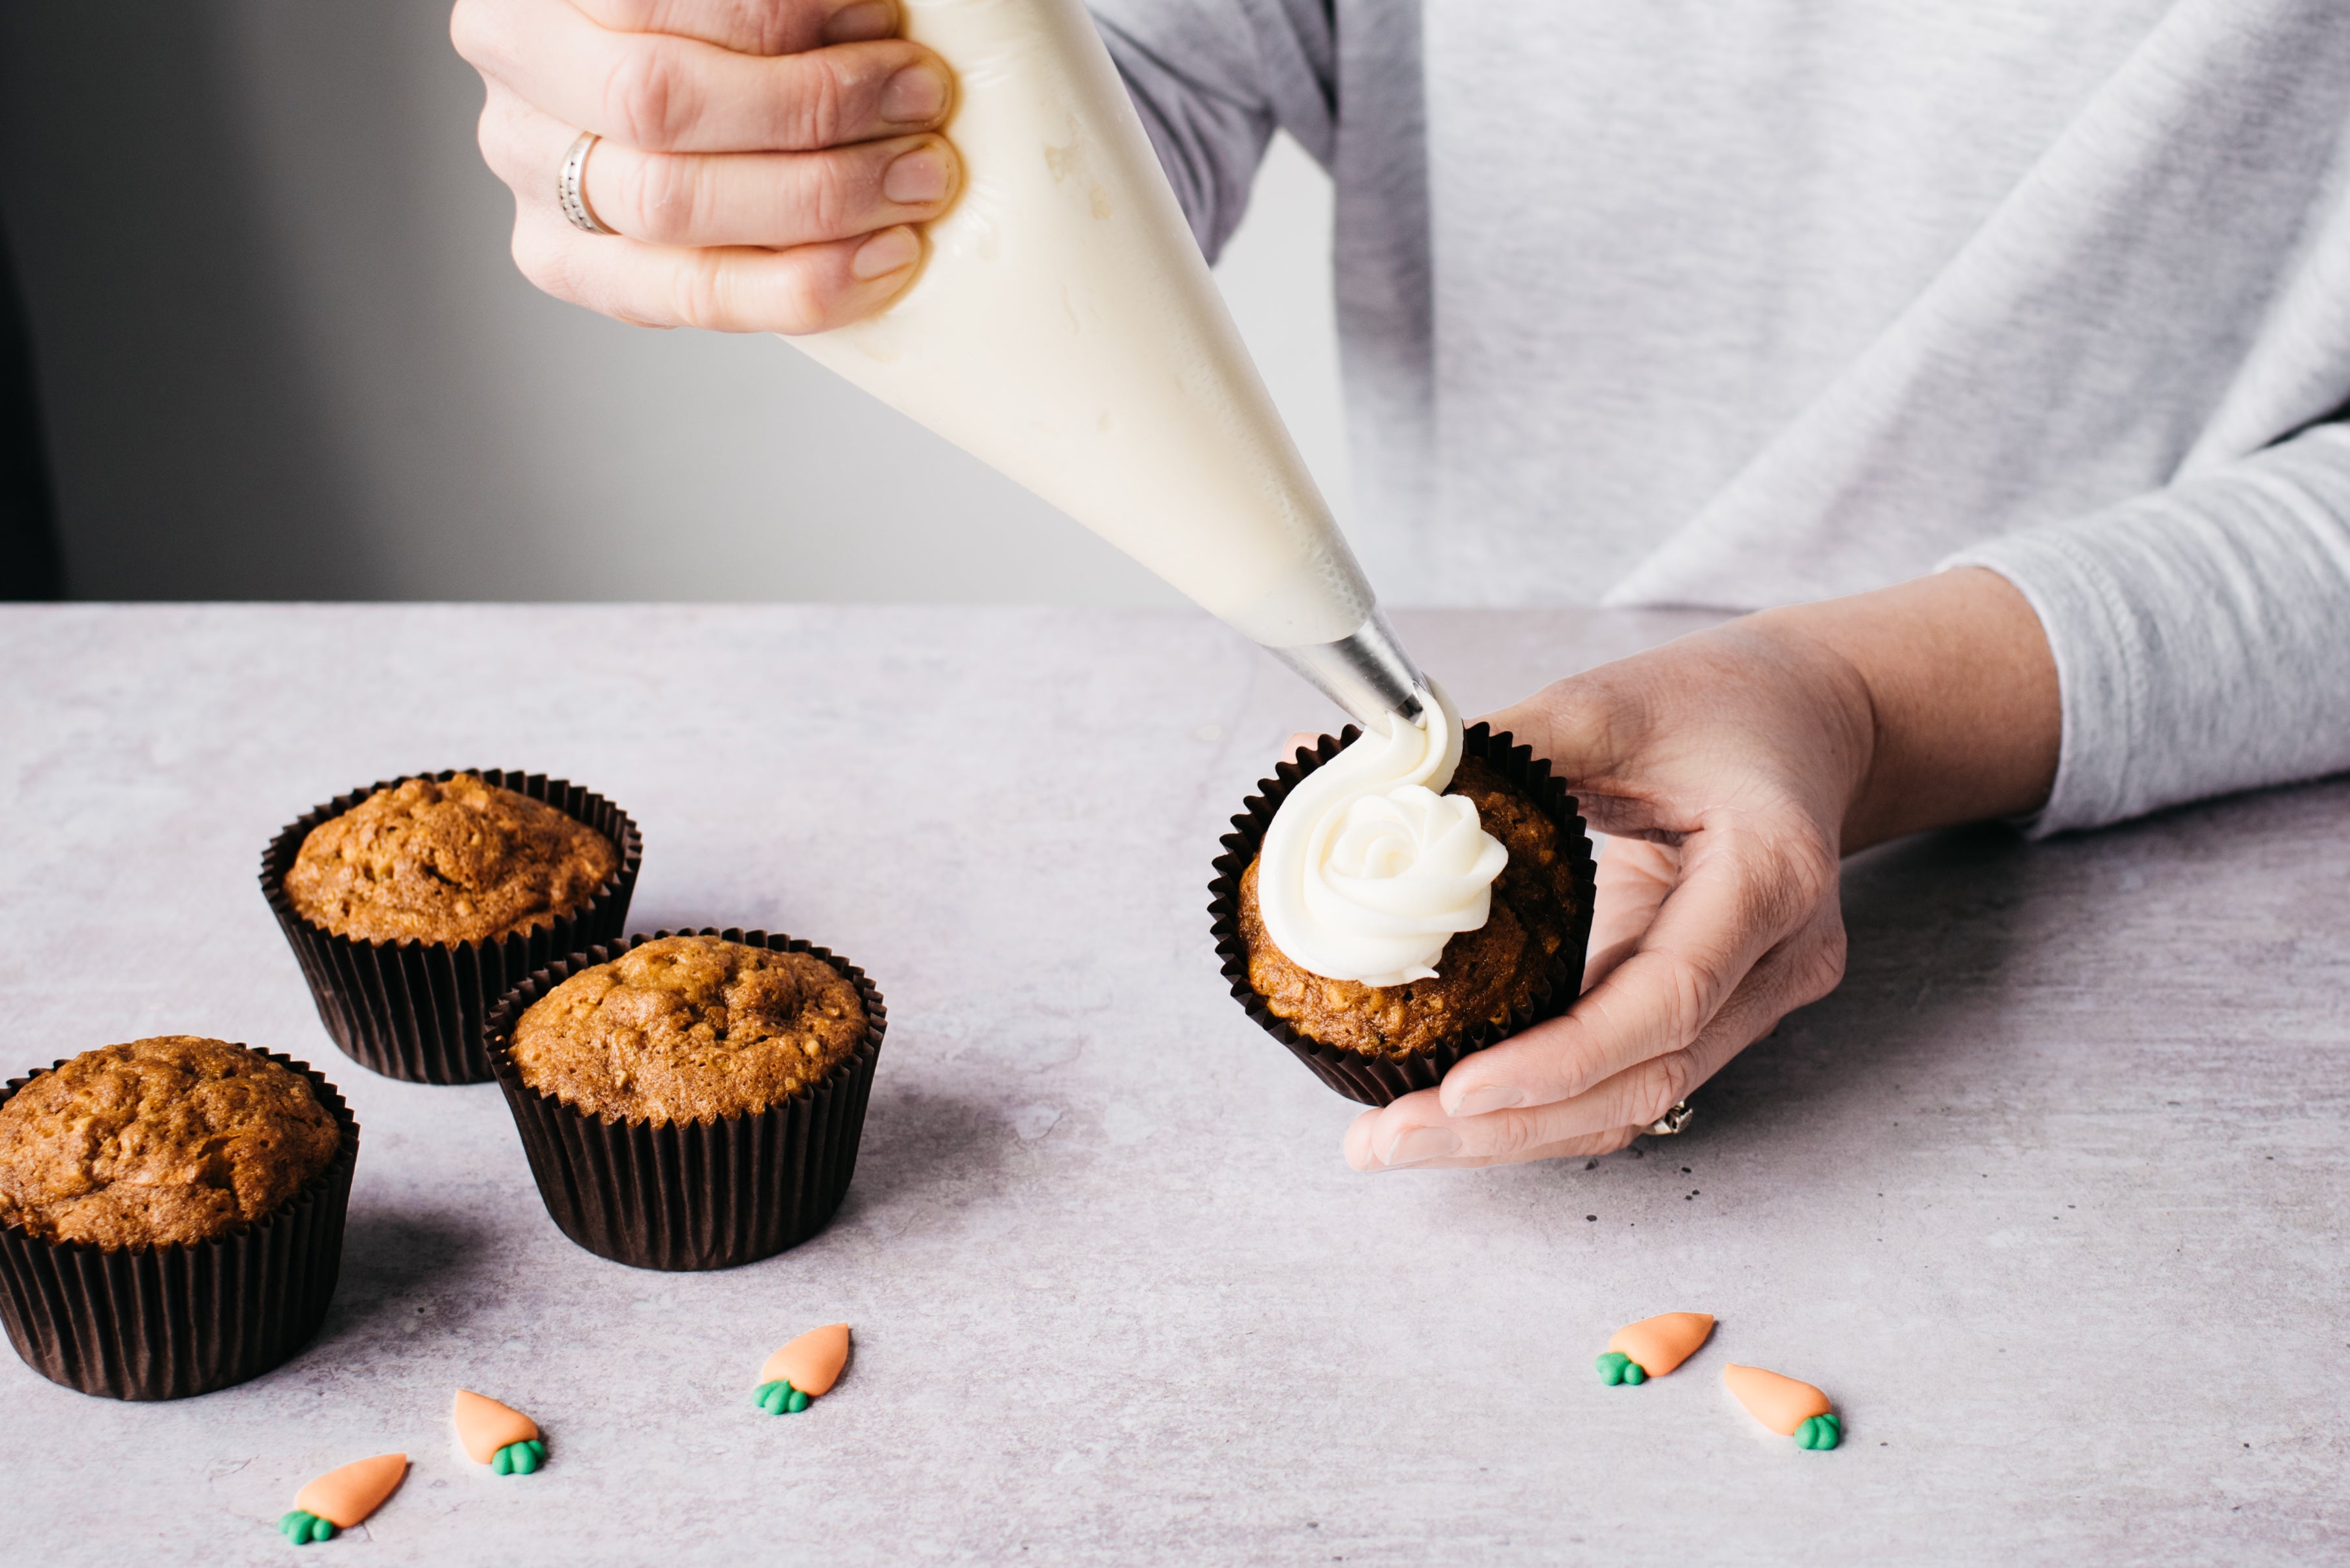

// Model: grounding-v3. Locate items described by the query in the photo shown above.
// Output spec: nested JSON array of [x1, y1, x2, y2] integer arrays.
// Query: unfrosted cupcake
[[0, 1037, 359, 1398], [1210, 699, 1594, 1106], [261, 769, 641, 1084], [283, 773, 616, 945], [510, 935, 867, 1123], [486, 930, 885, 1271]]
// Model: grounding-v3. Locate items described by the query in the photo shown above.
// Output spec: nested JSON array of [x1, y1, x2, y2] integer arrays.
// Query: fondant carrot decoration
[[756, 1323, 850, 1415], [278, 1453, 407, 1544], [454, 1389, 548, 1475], [1724, 1363, 1841, 1450], [1596, 1312, 1714, 1385]]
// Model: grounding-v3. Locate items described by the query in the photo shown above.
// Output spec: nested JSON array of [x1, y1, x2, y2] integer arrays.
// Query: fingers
[[510, 203, 923, 333], [1437, 819, 1795, 1116], [455, 0, 951, 153], [481, 88, 958, 247], [1480, 676, 1650, 796], [479, 71, 938, 329], [1581, 835, 1676, 991], [570, 0, 897, 55], [1347, 916, 1840, 1170], [1513, 918, 1834, 1138], [1344, 1097, 1642, 1170]]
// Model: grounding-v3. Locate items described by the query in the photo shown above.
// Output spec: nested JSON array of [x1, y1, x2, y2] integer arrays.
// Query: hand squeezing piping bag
[[784, 0, 1427, 726]]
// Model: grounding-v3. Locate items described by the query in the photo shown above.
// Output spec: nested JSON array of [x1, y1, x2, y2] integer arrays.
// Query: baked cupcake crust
[[0, 1037, 342, 1247], [1238, 756, 1583, 1058], [284, 773, 618, 945], [511, 935, 867, 1124]]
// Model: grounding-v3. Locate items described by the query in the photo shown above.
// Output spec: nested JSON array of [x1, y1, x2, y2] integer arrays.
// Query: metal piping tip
[[1266, 608, 1427, 730]]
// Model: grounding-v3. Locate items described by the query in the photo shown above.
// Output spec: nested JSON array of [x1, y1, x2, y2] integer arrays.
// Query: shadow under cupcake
[[261, 769, 642, 1085], [0, 1037, 359, 1400], [1210, 722, 1597, 1106], [485, 930, 885, 1271]]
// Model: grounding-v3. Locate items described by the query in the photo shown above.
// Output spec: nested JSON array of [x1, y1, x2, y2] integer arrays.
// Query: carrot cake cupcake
[[1211, 688, 1594, 1105], [260, 769, 640, 1085], [0, 1037, 359, 1398], [486, 930, 884, 1271]]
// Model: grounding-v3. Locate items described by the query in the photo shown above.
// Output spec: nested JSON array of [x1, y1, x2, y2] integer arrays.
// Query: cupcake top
[[511, 935, 867, 1124], [1240, 752, 1583, 1058], [284, 773, 617, 945], [0, 1037, 342, 1247], [1251, 687, 1508, 986]]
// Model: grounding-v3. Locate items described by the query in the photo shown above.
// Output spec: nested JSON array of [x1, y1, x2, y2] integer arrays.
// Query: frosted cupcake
[[1209, 689, 1594, 1105]]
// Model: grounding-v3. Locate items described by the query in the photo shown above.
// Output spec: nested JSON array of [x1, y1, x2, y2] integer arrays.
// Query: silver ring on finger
[[558, 131, 616, 236], [1644, 1100, 1694, 1136]]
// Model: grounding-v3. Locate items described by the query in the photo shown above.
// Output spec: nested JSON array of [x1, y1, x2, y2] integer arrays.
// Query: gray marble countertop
[[0, 604, 2343, 1565]]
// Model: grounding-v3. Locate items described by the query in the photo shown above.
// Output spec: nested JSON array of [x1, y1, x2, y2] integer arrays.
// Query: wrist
[[1727, 610, 1882, 846], [1757, 569, 2060, 851]]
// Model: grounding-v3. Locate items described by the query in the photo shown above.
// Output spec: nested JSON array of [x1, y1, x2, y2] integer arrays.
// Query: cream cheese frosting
[[787, 0, 1376, 650], [1257, 685, 1508, 986]]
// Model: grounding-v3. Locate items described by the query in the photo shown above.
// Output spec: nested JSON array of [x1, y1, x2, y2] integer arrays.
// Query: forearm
[[1754, 567, 2060, 853]]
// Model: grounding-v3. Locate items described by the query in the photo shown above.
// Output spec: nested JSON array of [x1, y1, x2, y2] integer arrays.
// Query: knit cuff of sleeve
[[1937, 527, 2135, 838], [1940, 425, 2350, 838]]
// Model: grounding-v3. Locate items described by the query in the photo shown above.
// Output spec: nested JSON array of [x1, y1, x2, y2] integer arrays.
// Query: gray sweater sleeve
[[1086, 0, 1335, 261], [1947, 421, 2350, 836]]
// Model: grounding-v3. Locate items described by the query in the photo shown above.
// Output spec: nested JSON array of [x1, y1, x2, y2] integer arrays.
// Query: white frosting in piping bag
[[1257, 685, 1508, 986], [785, 0, 1376, 651]]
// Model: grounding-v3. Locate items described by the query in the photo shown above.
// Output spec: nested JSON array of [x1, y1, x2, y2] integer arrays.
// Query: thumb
[[1477, 671, 1645, 784]]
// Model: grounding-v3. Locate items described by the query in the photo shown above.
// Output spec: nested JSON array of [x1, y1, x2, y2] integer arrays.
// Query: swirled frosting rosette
[[1255, 684, 1508, 986]]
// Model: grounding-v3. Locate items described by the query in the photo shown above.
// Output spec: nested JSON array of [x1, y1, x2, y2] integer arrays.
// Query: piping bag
[[786, 0, 1427, 727]]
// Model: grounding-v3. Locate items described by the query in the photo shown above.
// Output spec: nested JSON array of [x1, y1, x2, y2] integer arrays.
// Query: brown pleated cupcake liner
[[1208, 721, 1599, 1107], [484, 928, 886, 1272], [260, 769, 644, 1086], [0, 1051, 360, 1400]]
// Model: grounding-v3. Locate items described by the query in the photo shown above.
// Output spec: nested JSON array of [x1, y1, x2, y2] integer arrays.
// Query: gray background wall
[[0, 3, 1347, 603]]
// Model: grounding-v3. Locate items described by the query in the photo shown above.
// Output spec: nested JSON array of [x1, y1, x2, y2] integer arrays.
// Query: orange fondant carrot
[[762, 1324, 851, 1397], [1725, 1364, 1841, 1449], [293, 1453, 408, 1528], [453, 1389, 541, 1465], [1603, 1312, 1714, 1380], [756, 1324, 851, 1414]]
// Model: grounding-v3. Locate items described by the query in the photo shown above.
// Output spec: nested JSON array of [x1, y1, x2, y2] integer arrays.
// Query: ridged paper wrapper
[[486, 928, 885, 1271], [1208, 722, 1597, 1106], [261, 768, 643, 1085], [0, 1050, 360, 1400]]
